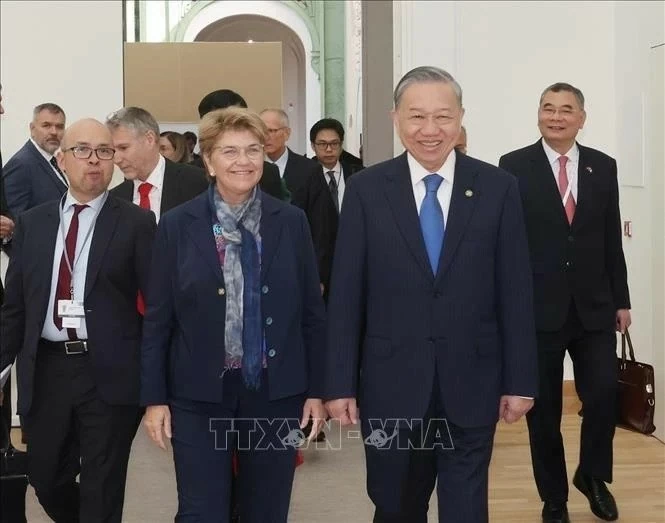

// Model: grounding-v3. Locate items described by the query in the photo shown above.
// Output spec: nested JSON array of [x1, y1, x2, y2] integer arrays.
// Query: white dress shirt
[[30, 137, 68, 186], [542, 139, 579, 201], [269, 148, 289, 178], [408, 150, 456, 224], [41, 191, 108, 341], [132, 155, 165, 222], [323, 161, 346, 206]]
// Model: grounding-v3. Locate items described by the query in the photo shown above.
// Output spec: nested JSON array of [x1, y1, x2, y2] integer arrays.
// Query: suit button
[[266, 317, 273, 326], [262, 285, 269, 294], [268, 349, 276, 358], [218, 288, 225, 296], [568, 235, 574, 242], [565, 261, 571, 268]]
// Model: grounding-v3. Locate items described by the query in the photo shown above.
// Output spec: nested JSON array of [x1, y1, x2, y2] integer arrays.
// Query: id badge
[[57, 300, 85, 317], [62, 316, 82, 329]]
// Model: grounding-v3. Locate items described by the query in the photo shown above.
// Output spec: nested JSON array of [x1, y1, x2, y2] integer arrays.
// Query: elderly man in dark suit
[[106, 107, 209, 221], [499, 83, 631, 523], [324, 66, 538, 523], [1, 118, 155, 522], [2, 103, 68, 217], [260, 108, 334, 297]]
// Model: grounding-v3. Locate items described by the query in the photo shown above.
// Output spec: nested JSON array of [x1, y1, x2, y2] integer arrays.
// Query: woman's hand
[[300, 398, 327, 443], [144, 405, 172, 450]]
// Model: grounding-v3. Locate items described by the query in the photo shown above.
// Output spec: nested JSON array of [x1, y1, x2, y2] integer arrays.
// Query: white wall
[[1, 0, 124, 423], [394, 1, 665, 393], [1, 0, 125, 187]]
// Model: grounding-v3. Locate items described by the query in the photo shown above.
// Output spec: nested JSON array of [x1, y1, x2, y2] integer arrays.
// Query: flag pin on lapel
[[465, 189, 473, 197], [585, 166, 593, 174]]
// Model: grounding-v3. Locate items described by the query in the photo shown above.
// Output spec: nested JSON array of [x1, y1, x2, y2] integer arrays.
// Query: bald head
[[57, 118, 115, 203], [61, 118, 111, 150]]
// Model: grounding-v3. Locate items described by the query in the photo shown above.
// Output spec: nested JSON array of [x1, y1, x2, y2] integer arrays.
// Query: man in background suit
[[106, 107, 209, 221], [1, 119, 156, 522], [260, 108, 320, 195], [260, 108, 335, 294], [309, 118, 363, 297], [2, 103, 68, 217], [499, 83, 631, 523], [0, 84, 16, 430], [324, 66, 538, 523], [195, 89, 289, 201]]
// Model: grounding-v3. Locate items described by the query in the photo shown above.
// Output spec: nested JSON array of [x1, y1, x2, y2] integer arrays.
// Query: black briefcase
[[0, 414, 28, 523]]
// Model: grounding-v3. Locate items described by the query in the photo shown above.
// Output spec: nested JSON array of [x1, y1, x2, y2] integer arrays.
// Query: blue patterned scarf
[[209, 185, 263, 389]]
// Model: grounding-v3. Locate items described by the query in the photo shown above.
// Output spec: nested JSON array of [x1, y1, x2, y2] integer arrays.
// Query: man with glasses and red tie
[[499, 83, 631, 523], [106, 107, 209, 223], [0, 118, 156, 522]]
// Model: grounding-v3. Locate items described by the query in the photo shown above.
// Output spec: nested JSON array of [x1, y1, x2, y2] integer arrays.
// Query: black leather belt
[[39, 339, 89, 355]]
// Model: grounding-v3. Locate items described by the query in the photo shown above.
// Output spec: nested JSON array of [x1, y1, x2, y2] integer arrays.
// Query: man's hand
[[0, 215, 14, 239], [143, 405, 172, 450], [300, 398, 328, 442], [498, 395, 533, 424], [325, 398, 358, 426], [616, 309, 631, 334]]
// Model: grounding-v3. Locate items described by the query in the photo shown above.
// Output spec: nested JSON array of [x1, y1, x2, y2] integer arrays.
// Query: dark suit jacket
[[499, 140, 630, 333], [324, 152, 538, 429], [0, 195, 156, 415], [2, 140, 67, 217], [282, 148, 320, 197], [315, 160, 363, 292], [140, 189, 326, 406], [191, 155, 289, 201], [340, 149, 364, 170], [110, 158, 209, 217]]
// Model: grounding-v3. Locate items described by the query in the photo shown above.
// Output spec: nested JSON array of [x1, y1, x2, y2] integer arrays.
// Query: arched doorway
[[195, 15, 308, 155], [175, 0, 322, 155]]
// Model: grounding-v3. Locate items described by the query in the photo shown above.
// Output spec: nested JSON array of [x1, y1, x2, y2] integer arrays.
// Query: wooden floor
[[14, 413, 665, 522]]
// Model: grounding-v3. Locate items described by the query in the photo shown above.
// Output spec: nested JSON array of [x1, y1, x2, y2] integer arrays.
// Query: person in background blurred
[[184, 131, 200, 163], [159, 131, 191, 164], [454, 126, 467, 155]]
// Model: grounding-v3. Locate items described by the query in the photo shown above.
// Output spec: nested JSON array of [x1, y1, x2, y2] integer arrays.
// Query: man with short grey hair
[[500, 82, 630, 523], [324, 65, 538, 523], [107, 106, 208, 222], [2, 102, 68, 216]]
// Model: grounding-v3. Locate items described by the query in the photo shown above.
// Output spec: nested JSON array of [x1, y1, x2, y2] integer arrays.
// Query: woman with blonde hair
[[141, 107, 326, 522]]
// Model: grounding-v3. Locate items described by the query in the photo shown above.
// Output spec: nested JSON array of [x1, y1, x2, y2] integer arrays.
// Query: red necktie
[[136, 182, 152, 315], [138, 182, 153, 210], [54, 204, 88, 339], [558, 155, 576, 224]]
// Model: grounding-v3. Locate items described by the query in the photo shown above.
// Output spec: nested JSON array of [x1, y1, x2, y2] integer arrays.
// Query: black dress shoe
[[573, 468, 618, 521], [542, 501, 570, 523]]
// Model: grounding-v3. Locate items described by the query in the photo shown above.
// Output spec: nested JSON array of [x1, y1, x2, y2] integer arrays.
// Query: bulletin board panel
[[123, 42, 282, 121]]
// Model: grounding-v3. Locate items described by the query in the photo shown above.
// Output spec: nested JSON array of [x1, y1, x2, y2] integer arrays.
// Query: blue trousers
[[170, 369, 304, 523]]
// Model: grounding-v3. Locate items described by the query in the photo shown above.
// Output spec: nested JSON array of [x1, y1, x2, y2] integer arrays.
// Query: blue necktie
[[420, 174, 445, 274]]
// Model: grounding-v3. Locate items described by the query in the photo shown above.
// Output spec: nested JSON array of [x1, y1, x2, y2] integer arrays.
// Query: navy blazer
[[2, 140, 67, 217], [324, 152, 538, 429], [499, 140, 630, 332], [140, 189, 326, 406], [1, 195, 156, 414]]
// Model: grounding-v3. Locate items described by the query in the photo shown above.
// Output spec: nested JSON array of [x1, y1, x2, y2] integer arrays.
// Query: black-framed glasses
[[314, 140, 341, 151], [65, 146, 115, 160]]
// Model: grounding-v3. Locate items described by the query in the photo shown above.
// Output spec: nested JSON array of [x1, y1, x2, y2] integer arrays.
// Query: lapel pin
[[585, 166, 593, 174], [465, 189, 473, 197]]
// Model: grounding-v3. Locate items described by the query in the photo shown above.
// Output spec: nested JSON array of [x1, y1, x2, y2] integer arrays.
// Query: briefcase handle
[[620, 328, 636, 366]]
